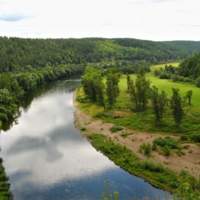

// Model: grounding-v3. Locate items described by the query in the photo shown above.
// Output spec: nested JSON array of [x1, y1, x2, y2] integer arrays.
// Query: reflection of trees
[[2, 79, 80, 131]]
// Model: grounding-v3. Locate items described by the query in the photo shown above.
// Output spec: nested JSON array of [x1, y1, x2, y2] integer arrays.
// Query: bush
[[144, 143, 151, 157], [183, 77, 193, 82], [164, 145, 171, 156], [179, 76, 184, 82], [153, 137, 178, 149], [159, 72, 171, 79], [172, 74, 179, 82], [76, 95, 85, 103], [190, 134, 200, 142], [154, 69, 161, 76], [180, 135, 189, 141], [110, 125, 123, 132], [152, 143, 157, 151], [196, 77, 200, 87]]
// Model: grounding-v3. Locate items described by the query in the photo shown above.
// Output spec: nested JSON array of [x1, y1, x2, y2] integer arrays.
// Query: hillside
[[163, 40, 200, 55], [1, 37, 200, 73]]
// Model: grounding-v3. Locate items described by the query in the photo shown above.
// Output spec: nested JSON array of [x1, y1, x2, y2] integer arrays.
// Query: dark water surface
[[0, 79, 168, 200]]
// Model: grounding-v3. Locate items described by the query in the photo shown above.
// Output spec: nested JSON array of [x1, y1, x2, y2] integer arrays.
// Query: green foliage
[[80, 127, 86, 131], [163, 145, 171, 156], [106, 72, 120, 108], [178, 54, 200, 79], [150, 86, 167, 123], [1, 37, 196, 74], [120, 132, 133, 138], [185, 90, 193, 105], [0, 64, 85, 124], [129, 75, 151, 111], [170, 88, 184, 127], [0, 158, 13, 200], [102, 180, 118, 200], [196, 77, 200, 87], [153, 137, 179, 149], [139, 143, 151, 157], [110, 125, 123, 132], [85, 133, 183, 192]]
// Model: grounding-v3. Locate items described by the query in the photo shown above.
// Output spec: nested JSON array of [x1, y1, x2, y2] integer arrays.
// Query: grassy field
[[76, 62, 200, 198], [77, 62, 200, 134]]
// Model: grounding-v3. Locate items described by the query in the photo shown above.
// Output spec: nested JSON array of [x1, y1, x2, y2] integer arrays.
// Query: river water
[[0, 79, 168, 200]]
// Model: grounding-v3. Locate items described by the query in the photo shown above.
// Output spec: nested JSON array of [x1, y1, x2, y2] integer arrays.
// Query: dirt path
[[73, 90, 200, 177]]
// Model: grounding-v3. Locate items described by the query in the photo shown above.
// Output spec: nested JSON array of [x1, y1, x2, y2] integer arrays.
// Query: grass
[[76, 62, 200, 198], [110, 125, 123, 132], [77, 62, 200, 134], [85, 133, 200, 198]]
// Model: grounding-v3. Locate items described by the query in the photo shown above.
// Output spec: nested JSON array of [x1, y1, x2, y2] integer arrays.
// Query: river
[[0, 78, 168, 200]]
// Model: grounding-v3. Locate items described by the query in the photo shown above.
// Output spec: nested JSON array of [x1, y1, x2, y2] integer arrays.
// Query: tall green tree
[[126, 74, 131, 92], [82, 66, 105, 109], [129, 75, 151, 111], [185, 90, 193, 105], [170, 88, 184, 127], [106, 73, 120, 107], [150, 86, 167, 123]]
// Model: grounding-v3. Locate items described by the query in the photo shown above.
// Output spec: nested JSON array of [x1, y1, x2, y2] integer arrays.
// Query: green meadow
[[77, 62, 200, 134]]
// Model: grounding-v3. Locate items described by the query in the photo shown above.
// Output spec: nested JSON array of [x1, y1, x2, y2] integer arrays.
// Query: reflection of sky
[[0, 80, 167, 200]]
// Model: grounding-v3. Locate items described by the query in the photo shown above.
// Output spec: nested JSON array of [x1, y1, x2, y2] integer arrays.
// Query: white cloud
[[0, 0, 200, 40]]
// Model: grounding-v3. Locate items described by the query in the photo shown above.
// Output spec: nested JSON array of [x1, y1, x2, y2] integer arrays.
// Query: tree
[[94, 79, 105, 110], [185, 90, 193, 105], [82, 66, 105, 109], [106, 73, 120, 107], [82, 67, 102, 102], [126, 74, 131, 92], [129, 75, 151, 111], [170, 88, 184, 127], [150, 86, 167, 123]]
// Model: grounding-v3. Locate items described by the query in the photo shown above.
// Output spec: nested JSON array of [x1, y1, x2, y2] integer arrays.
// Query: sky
[[0, 0, 199, 41]]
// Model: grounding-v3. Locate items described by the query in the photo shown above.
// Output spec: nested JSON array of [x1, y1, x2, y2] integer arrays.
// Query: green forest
[[1, 37, 200, 126], [1, 37, 200, 199]]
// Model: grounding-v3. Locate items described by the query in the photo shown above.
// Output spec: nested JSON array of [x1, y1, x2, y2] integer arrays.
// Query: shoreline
[[73, 89, 200, 178]]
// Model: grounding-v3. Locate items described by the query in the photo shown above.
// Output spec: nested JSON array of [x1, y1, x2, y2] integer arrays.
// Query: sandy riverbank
[[73, 89, 200, 177]]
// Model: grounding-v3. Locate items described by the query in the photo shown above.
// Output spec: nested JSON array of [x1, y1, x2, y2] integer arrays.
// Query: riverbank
[[73, 89, 200, 179]]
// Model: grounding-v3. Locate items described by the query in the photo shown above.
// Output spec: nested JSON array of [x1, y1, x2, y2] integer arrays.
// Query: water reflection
[[0, 79, 167, 200]]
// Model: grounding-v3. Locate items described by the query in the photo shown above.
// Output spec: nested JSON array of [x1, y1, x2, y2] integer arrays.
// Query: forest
[[1, 36, 200, 130]]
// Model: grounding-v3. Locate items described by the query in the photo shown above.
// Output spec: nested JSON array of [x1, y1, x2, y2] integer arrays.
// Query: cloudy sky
[[0, 0, 199, 41]]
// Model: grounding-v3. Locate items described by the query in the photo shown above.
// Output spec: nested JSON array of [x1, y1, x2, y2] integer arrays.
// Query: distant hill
[[162, 41, 200, 55], [1, 37, 200, 72]]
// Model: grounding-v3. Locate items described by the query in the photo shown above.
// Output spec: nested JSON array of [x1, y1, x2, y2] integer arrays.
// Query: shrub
[[196, 77, 200, 87], [190, 134, 200, 142], [172, 74, 179, 82], [159, 72, 171, 79], [76, 95, 85, 103], [144, 143, 151, 157], [183, 77, 193, 82], [179, 76, 184, 82], [180, 135, 189, 141], [110, 125, 123, 132], [153, 137, 178, 149], [152, 143, 157, 151], [80, 127, 86, 131], [164, 145, 171, 156]]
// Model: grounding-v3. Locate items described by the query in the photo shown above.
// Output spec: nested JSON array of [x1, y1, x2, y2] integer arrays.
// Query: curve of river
[[0, 78, 168, 200]]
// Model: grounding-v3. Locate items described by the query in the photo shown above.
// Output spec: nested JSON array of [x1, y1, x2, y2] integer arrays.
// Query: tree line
[[0, 64, 85, 123], [153, 54, 200, 88], [81, 67, 192, 127], [127, 73, 191, 127], [1, 37, 199, 73]]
